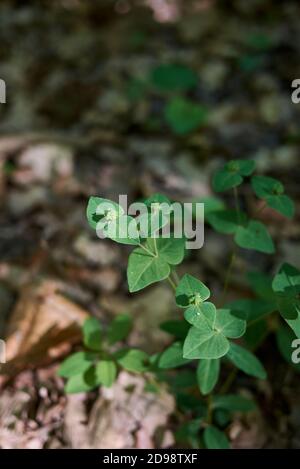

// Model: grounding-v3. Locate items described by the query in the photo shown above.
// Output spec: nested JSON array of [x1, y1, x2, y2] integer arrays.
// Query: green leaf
[[98, 214, 140, 245], [144, 193, 172, 207], [127, 247, 170, 292], [86, 197, 123, 230], [139, 194, 172, 236], [272, 263, 300, 321], [95, 360, 117, 387], [212, 159, 255, 193], [83, 317, 102, 351], [107, 314, 133, 345], [164, 97, 208, 134], [197, 196, 225, 219], [64, 367, 96, 394], [212, 309, 246, 339], [226, 298, 275, 321], [159, 342, 190, 369], [147, 237, 185, 265], [212, 394, 256, 412], [183, 321, 229, 360], [176, 419, 202, 448], [286, 315, 300, 340], [236, 159, 256, 176], [176, 274, 210, 308], [276, 324, 300, 372], [151, 64, 198, 92], [251, 176, 294, 218], [251, 175, 284, 198], [187, 306, 246, 339], [160, 320, 190, 340], [244, 320, 269, 349], [116, 348, 149, 372], [266, 195, 295, 219], [226, 342, 267, 379], [235, 220, 275, 254], [203, 426, 230, 449], [212, 170, 242, 193], [197, 359, 220, 395], [184, 302, 216, 326], [58, 352, 96, 378], [247, 271, 275, 301], [166, 370, 197, 389], [207, 210, 247, 234]]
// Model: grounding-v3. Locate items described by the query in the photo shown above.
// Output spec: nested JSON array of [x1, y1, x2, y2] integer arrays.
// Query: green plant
[[126, 62, 208, 134], [59, 158, 299, 449]]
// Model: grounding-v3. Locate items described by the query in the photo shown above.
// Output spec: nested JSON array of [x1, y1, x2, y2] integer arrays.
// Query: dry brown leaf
[[1, 280, 89, 379], [93, 371, 174, 449]]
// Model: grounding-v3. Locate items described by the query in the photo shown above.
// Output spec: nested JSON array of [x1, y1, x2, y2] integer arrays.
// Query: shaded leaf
[[204, 426, 230, 449], [235, 220, 275, 254], [197, 359, 220, 395], [226, 342, 267, 379], [83, 317, 102, 351]]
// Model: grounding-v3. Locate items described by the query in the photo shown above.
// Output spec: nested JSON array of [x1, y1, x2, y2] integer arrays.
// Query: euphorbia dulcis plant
[[58, 158, 299, 449]]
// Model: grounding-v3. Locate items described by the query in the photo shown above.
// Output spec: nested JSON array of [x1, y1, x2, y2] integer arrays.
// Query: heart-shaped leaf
[[115, 348, 149, 372], [183, 319, 229, 360], [212, 309, 246, 339], [86, 197, 123, 230], [159, 342, 190, 369], [207, 209, 247, 234], [176, 274, 210, 308], [213, 159, 255, 193], [235, 220, 274, 254], [98, 215, 140, 245], [252, 175, 294, 218], [164, 97, 208, 134], [127, 247, 170, 292], [148, 237, 185, 265], [272, 263, 300, 322], [184, 302, 216, 326]]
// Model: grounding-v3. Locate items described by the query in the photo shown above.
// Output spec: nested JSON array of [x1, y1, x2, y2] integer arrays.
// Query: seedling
[[59, 158, 299, 449]]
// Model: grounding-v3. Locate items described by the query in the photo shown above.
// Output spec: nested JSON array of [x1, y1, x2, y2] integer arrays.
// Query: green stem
[[167, 276, 177, 291], [171, 269, 180, 287], [221, 249, 236, 305], [206, 394, 213, 425], [233, 185, 241, 224], [138, 243, 155, 257], [219, 368, 237, 394]]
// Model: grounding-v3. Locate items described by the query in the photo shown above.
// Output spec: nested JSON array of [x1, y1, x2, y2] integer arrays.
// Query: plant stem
[[171, 269, 180, 286], [253, 200, 267, 218], [233, 185, 241, 224], [167, 275, 177, 291], [206, 394, 213, 425], [219, 368, 237, 394], [221, 249, 236, 304], [138, 243, 155, 257]]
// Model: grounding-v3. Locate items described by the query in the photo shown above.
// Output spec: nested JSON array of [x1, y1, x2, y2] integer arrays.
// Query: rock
[[86, 371, 175, 449], [14, 143, 74, 185], [73, 234, 120, 266]]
